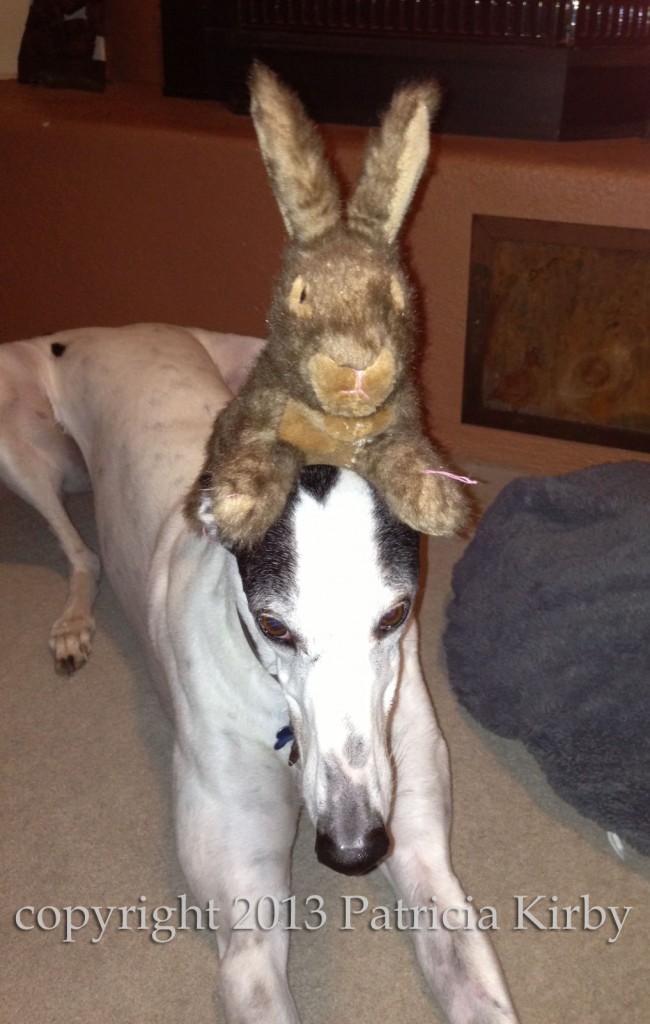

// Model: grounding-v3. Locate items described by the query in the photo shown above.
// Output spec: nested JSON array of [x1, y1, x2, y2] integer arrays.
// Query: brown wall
[[2, 81, 649, 472]]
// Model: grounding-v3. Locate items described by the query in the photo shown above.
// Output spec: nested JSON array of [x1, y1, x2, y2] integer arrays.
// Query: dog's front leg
[[0, 360, 100, 673], [383, 624, 520, 1024], [174, 740, 302, 1024]]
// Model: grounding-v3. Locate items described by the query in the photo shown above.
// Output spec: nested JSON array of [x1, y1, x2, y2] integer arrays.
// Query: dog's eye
[[377, 601, 410, 635], [257, 613, 293, 645]]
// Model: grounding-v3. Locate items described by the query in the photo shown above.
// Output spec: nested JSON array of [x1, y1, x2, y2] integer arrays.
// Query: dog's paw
[[49, 613, 95, 675]]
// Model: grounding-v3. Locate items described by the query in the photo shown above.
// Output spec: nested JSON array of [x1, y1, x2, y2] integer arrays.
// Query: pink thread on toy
[[423, 469, 478, 486]]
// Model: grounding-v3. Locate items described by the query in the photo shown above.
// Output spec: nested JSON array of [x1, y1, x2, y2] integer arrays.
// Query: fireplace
[[160, 1, 650, 139]]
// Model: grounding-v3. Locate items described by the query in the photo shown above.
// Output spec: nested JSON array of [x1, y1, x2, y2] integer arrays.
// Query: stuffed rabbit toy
[[186, 62, 472, 547]]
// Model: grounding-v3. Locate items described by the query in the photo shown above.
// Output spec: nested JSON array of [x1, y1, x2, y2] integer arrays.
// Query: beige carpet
[[1, 463, 648, 1024]]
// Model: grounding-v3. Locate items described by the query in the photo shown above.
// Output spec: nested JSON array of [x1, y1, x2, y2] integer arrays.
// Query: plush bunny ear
[[347, 82, 441, 246], [249, 62, 341, 243]]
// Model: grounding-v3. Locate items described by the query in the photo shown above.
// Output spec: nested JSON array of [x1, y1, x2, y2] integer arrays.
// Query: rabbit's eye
[[288, 275, 311, 315]]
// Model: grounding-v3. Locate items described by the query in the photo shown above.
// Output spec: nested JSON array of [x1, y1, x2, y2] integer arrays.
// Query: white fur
[[0, 325, 519, 1024], [269, 475, 402, 827]]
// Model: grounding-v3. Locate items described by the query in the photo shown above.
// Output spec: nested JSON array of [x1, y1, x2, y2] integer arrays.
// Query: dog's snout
[[315, 822, 389, 876]]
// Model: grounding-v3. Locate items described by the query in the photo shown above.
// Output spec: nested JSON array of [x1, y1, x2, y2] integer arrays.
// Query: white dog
[[0, 324, 519, 1023]]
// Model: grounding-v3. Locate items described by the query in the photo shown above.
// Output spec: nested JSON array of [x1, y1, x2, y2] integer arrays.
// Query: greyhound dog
[[0, 323, 519, 1023]]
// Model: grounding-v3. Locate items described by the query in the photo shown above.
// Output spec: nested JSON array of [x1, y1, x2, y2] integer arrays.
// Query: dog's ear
[[249, 61, 341, 243], [347, 82, 440, 246]]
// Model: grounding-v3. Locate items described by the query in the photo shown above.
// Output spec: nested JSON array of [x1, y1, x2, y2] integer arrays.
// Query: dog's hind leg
[[174, 739, 302, 1024], [383, 623, 520, 1024], [0, 351, 100, 673]]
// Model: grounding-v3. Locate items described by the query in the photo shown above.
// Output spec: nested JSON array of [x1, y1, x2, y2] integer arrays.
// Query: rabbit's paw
[[214, 486, 286, 548], [359, 440, 474, 537], [410, 467, 474, 536], [386, 470, 463, 536], [212, 444, 301, 547]]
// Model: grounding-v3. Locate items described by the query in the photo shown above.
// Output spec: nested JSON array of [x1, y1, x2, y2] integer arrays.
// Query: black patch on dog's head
[[300, 464, 340, 503], [373, 499, 420, 589], [236, 466, 338, 608], [235, 487, 299, 609], [51, 342, 66, 357]]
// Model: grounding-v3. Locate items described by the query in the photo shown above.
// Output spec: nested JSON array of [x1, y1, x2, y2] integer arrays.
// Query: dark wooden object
[[161, 1, 650, 139], [18, 0, 106, 92]]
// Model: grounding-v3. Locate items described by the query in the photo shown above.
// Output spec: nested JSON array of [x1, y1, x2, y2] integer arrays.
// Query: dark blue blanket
[[444, 461, 650, 855]]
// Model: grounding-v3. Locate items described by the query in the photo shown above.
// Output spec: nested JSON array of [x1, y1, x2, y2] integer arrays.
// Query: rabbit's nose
[[309, 349, 396, 416], [341, 369, 371, 401]]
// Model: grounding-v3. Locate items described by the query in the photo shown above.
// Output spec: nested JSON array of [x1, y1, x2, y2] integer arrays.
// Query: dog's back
[[0, 325, 257, 670]]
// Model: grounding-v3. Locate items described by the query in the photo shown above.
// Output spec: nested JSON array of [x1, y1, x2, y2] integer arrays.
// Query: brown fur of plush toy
[[186, 63, 470, 548]]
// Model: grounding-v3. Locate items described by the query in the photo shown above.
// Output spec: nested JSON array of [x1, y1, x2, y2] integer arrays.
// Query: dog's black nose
[[315, 823, 389, 876]]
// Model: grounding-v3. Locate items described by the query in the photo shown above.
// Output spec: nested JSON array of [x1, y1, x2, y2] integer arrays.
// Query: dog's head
[[234, 465, 419, 875]]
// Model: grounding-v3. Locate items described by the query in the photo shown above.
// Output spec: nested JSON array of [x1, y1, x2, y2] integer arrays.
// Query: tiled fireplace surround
[[2, 24, 649, 473]]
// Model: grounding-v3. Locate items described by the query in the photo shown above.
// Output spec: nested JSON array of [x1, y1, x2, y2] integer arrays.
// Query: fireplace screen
[[161, 1, 650, 138], [463, 216, 650, 452], [228, 0, 649, 42]]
